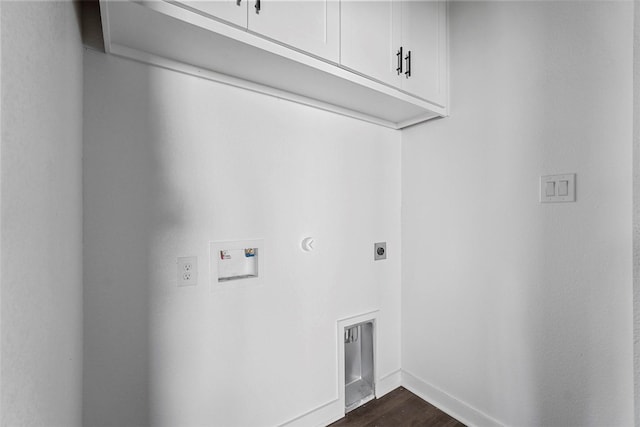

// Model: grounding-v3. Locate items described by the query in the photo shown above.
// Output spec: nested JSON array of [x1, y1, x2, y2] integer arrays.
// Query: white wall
[[402, 2, 634, 426], [82, 50, 401, 426], [634, 1, 640, 424], [0, 1, 83, 426]]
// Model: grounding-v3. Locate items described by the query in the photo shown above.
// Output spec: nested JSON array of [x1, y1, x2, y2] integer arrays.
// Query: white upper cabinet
[[340, 0, 448, 107], [178, 0, 248, 28], [340, 1, 401, 87], [247, 0, 340, 62], [400, 0, 447, 106], [177, 0, 340, 63], [100, 0, 448, 128]]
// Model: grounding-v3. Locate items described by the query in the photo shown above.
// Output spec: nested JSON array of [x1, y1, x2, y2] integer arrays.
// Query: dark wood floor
[[328, 387, 466, 427]]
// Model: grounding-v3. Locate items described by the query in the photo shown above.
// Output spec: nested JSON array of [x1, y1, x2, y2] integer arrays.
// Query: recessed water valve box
[[210, 239, 264, 288], [217, 248, 258, 281]]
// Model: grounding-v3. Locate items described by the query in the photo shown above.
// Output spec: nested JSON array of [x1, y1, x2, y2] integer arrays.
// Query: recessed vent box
[[344, 321, 375, 411], [338, 311, 378, 413], [210, 239, 263, 288]]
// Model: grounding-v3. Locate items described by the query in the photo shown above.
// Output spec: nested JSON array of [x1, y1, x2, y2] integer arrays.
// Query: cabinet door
[[400, 0, 447, 105], [340, 0, 401, 87], [177, 0, 247, 28], [247, 0, 340, 62]]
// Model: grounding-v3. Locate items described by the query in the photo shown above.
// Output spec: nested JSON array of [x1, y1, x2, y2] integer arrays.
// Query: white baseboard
[[401, 370, 504, 427], [377, 369, 402, 397], [278, 398, 342, 427], [279, 369, 501, 427]]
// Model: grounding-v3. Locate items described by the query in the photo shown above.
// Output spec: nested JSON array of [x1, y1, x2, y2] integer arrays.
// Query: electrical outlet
[[177, 256, 198, 286], [374, 242, 387, 261]]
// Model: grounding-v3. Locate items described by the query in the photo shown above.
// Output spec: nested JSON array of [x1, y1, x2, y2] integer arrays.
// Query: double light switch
[[540, 174, 576, 203]]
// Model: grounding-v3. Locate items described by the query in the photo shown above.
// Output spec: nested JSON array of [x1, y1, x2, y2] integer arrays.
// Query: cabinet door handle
[[396, 47, 403, 75], [404, 50, 411, 78], [255, 0, 260, 13]]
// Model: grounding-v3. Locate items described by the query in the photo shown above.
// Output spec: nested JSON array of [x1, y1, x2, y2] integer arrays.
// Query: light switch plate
[[540, 174, 576, 203]]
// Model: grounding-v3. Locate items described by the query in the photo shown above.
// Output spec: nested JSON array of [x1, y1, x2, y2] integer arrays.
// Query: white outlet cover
[[177, 256, 198, 286], [540, 174, 576, 203]]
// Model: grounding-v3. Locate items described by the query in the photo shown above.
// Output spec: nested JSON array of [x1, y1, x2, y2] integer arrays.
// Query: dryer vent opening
[[344, 321, 375, 412]]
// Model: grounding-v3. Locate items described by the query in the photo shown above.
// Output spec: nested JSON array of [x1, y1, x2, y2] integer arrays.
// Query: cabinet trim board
[[108, 43, 406, 129]]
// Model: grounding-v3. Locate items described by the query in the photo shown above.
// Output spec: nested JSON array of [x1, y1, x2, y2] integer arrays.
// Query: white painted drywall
[[402, 2, 634, 426], [1, 1, 83, 426], [634, 1, 640, 425], [83, 50, 401, 426]]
